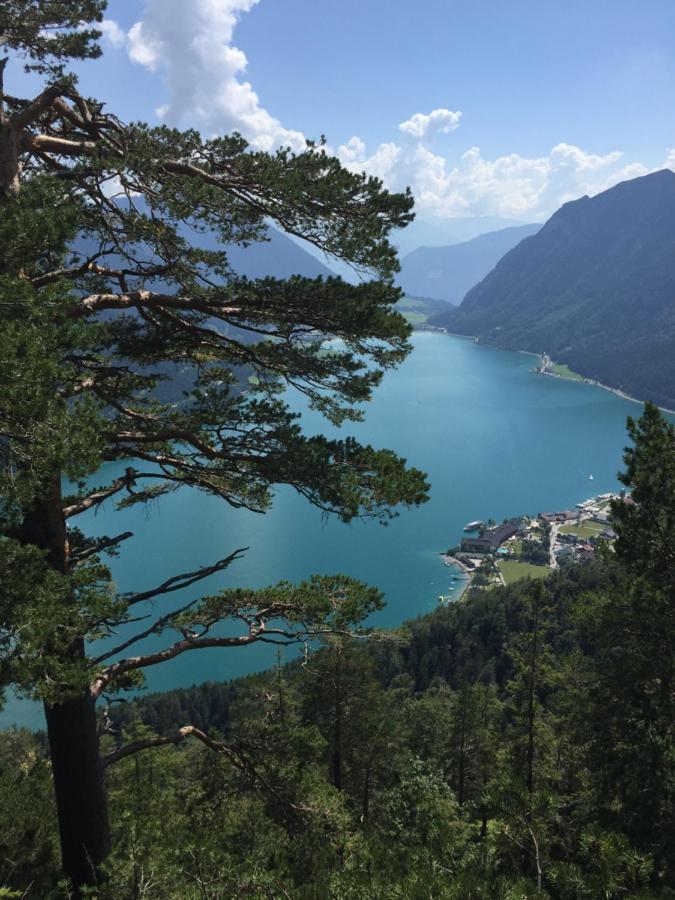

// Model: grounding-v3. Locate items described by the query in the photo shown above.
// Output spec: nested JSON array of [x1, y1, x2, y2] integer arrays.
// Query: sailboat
[[589, 473, 594, 481]]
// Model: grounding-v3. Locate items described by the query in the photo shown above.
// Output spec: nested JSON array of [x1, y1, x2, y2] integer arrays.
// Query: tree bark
[[0, 121, 20, 197], [0, 59, 21, 198], [457, 688, 468, 807], [20, 481, 111, 894], [44, 688, 111, 894]]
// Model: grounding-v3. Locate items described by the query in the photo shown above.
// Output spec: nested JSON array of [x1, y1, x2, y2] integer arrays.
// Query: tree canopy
[[0, 2, 427, 889]]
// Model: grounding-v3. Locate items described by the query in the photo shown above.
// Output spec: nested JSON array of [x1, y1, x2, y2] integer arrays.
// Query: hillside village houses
[[460, 518, 526, 554], [454, 492, 629, 581]]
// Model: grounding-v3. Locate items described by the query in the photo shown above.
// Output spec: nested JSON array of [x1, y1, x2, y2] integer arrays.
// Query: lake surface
[[2, 332, 663, 728]]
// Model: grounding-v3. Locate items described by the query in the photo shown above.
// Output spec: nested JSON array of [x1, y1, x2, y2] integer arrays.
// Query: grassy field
[[559, 519, 605, 539], [399, 310, 428, 325], [396, 297, 430, 325], [551, 362, 584, 381], [498, 560, 550, 584]]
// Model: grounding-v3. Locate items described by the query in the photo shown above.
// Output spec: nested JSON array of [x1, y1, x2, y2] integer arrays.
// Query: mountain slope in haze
[[222, 226, 335, 279], [393, 214, 530, 255], [433, 170, 675, 409], [74, 220, 335, 403], [76, 213, 334, 281], [397, 224, 540, 304]]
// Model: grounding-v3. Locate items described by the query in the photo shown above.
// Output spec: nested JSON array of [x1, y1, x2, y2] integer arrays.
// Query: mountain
[[397, 224, 540, 304], [74, 220, 334, 404], [393, 214, 530, 255], [294, 216, 532, 282], [223, 226, 335, 279], [76, 208, 334, 282], [433, 170, 675, 409]]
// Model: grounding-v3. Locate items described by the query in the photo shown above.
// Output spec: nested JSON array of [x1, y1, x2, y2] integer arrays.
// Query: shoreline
[[536, 366, 675, 416], [439, 554, 474, 602], [414, 326, 675, 416]]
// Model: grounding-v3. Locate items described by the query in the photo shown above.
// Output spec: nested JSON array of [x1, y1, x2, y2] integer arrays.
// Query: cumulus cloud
[[337, 136, 401, 181], [398, 108, 462, 141], [338, 117, 674, 220], [99, 18, 126, 49], [99, 5, 674, 222], [124, 0, 305, 152]]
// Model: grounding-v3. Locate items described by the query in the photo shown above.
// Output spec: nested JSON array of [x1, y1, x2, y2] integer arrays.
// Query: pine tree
[[580, 404, 675, 887], [610, 401, 675, 591], [0, 4, 428, 890]]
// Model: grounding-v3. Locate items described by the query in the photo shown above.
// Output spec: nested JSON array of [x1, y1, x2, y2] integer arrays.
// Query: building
[[576, 544, 596, 562], [555, 545, 574, 559], [461, 519, 523, 554], [539, 510, 577, 524]]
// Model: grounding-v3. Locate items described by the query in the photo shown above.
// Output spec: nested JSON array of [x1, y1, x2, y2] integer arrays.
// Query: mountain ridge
[[397, 223, 540, 304], [432, 169, 675, 409]]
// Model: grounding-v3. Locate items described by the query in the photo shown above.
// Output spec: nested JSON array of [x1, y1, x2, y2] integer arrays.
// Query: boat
[[463, 520, 484, 532]]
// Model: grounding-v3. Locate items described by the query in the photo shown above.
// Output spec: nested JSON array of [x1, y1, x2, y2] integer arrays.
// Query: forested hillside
[[433, 171, 675, 409], [3, 404, 673, 898]]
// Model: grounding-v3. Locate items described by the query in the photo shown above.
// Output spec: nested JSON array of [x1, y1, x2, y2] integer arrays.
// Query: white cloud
[[338, 124, 675, 219], [99, 18, 126, 49], [337, 137, 401, 182], [127, 20, 161, 69], [104, 11, 673, 222], [125, 0, 306, 152], [399, 108, 462, 141]]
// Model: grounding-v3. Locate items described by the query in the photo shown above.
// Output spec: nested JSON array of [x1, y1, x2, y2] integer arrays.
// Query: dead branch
[[122, 548, 248, 608]]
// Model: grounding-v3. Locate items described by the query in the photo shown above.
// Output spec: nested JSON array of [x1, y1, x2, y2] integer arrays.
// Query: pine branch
[[62, 469, 138, 518], [121, 548, 248, 609], [70, 531, 133, 564]]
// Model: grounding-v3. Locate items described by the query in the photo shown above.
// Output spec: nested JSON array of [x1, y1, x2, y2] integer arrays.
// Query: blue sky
[[14, 0, 675, 226]]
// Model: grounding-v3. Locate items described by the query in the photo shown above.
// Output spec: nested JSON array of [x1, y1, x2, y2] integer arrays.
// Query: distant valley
[[397, 223, 540, 304]]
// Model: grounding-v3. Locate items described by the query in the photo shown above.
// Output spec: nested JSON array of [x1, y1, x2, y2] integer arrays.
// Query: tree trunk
[[0, 60, 21, 199], [457, 688, 468, 807], [2, 59, 110, 891], [21, 481, 111, 893], [330, 646, 343, 791], [44, 689, 111, 894], [0, 121, 20, 198]]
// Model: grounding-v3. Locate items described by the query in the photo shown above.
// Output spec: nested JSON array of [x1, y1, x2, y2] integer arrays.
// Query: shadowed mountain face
[[221, 227, 334, 279], [397, 224, 540, 304], [433, 169, 675, 409], [393, 214, 529, 255], [74, 221, 335, 403]]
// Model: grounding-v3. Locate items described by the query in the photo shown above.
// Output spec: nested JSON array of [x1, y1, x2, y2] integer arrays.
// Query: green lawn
[[551, 362, 584, 381], [399, 310, 428, 325], [559, 520, 605, 539], [398, 296, 434, 311], [498, 560, 550, 584]]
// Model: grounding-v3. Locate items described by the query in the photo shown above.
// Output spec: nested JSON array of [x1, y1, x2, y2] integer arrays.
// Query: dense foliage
[[2, 542, 673, 896], [0, 1, 427, 890], [1, 403, 672, 897]]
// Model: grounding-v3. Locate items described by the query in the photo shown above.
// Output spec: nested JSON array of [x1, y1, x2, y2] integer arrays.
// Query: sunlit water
[[4, 332, 667, 729]]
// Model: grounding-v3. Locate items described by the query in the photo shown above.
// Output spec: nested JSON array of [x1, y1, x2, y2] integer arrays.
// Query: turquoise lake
[[2, 332, 663, 729]]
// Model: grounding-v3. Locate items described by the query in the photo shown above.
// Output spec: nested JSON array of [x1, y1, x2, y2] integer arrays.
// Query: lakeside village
[[440, 491, 631, 600]]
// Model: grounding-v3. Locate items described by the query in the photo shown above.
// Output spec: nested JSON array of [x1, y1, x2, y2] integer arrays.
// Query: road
[[549, 523, 560, 569]]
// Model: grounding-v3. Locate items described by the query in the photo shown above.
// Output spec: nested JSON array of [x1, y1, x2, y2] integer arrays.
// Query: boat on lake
[[463, 520, 484, 532]]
